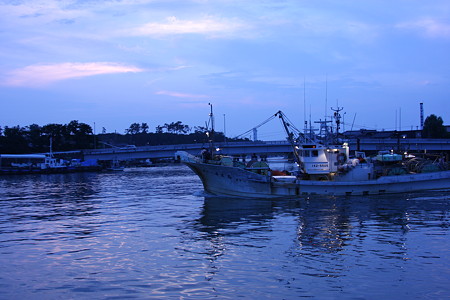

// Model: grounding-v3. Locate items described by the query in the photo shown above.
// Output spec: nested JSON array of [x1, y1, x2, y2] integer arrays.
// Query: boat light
[[216, 148, 221, 152]]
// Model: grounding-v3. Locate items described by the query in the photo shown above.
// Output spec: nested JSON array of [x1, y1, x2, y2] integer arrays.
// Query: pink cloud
[[3, 62, 144, 87], [396, 18, 450, 38], [155, 90, 209, 99], [132, 16, 247, 38]]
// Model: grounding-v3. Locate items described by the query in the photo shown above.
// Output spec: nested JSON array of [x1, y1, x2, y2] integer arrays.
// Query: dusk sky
[[1, 0, 449, 140]]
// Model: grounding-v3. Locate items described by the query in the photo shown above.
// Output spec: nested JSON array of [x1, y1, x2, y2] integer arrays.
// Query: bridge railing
[[81, 138, 450, 161], [83, 140, 290, 155]]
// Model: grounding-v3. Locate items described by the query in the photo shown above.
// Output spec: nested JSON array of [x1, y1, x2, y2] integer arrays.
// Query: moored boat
[[176, 110, 450, 198], [0, 154, 101, 175]]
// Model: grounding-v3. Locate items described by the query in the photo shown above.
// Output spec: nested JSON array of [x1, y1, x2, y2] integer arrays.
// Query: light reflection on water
[[0, 165, 449, 299]]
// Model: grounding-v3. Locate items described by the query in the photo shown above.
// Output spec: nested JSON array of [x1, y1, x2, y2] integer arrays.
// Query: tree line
[[102, 121, 237, 149], [0, 115, 447, 154], [0, 121, 94, 154], [126, 121, 207, 135], [0, 120, 243, 154]]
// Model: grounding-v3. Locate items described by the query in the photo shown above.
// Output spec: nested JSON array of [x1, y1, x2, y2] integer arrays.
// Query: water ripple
[[0, 166, 449, 299]]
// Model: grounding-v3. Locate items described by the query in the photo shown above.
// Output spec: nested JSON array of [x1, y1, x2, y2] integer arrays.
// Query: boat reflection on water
[[199, 196, 275, 230], [191, 191, 450, 298], [195, 191, 450, 257]]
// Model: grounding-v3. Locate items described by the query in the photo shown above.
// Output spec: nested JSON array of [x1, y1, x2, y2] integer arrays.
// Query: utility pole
[[420, 102, 424, 129], [94, 122, 96, 149], [223, 114, 227, 143]]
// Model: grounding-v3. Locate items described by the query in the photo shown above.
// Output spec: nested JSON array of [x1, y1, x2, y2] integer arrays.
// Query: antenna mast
[[331, 105, 344, 138], [325, 75, 328, 122], [303, 78, 307, 135]]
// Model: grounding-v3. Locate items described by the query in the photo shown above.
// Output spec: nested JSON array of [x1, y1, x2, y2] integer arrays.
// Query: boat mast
[[208, 103, 215, 155], [209, 102, 214, 134], [49, 136, 54, 157]]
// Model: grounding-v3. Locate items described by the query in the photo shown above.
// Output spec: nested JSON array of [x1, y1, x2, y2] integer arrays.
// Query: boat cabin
[[299, 143, 349, 175]]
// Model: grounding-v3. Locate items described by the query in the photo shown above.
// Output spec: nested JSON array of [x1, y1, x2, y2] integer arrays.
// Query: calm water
[[0, 165, 449, 299]]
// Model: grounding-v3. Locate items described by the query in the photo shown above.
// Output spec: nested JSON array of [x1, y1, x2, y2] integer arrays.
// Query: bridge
[[82, 141, 291, 162], [82, 138, 450, 162]]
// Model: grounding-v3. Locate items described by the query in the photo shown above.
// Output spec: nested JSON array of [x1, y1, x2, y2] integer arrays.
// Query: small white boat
[[107, 158, 125, 172], [176, 110, 450, 198]]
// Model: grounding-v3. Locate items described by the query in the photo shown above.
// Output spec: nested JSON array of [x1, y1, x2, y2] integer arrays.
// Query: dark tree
[[141, 123, 149, 133], [74, 122, 93, 149], [26, 124, 44, 151], [2, 126, 28, 153], [42, 123, 65, 137], [422, 114, 448, 138], [164, 121, 190, 134], [40, 121, 92, 151], [67, 120, 81, 135], [194, 126, 208, 134], [126, 123, 141, 135]]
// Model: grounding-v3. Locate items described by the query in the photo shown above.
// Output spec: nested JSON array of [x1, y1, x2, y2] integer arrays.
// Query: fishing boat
[[0, 154, 101, 174], [0, 138, 101, 174], [176, 109, 450, 198]]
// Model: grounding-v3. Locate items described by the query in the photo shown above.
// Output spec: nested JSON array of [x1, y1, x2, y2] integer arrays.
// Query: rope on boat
[[234, 113, 278, 139]]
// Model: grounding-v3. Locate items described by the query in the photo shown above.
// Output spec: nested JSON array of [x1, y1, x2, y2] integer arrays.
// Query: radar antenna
[[331, 105, 344, 137]]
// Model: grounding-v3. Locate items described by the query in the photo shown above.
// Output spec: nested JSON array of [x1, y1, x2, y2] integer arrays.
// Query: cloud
[[155, 90, 209, 99], [294, 16, 380, 44], [0, 0, 88, 23], [2, 62, 144, 87], [132, 16, 247, 38], [396, 18, 450, 38]]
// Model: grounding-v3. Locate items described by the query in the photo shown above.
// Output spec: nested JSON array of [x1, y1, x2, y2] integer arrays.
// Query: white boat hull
[[183, 159, 450, 198]]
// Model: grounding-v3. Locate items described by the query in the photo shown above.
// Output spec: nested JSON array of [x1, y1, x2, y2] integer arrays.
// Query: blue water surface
[[0, 165, 449, 299]]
